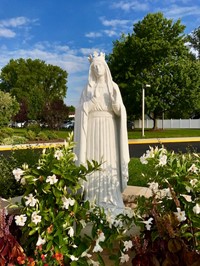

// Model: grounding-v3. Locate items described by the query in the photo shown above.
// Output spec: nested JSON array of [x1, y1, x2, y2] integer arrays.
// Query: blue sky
[[0, 0, 200, 107]]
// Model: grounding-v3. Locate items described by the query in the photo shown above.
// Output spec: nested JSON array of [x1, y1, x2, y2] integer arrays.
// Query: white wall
[[135, 119, 200, 129]]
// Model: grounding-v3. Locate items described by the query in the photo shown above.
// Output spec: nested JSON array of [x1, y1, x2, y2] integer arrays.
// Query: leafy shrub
[[24, 130, 36, 141], [0, 127, 14, 142], [0, 154, 25, 198], [26, 124, 41, 135], [0, 148, 41, 199], [46, 130, 58, 140], [132, 146, 200, 265], [13, 133, 135, 265], [1, 136, 27, 145], [36, 131, 49, 141]]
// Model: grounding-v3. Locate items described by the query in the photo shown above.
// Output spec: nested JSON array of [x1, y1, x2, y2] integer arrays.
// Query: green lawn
[[128, 128, 200, 139], [13, 128, 200, 140]]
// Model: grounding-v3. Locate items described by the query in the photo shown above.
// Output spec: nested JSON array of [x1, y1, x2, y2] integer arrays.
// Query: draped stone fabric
[[74, 53, 130, 215]]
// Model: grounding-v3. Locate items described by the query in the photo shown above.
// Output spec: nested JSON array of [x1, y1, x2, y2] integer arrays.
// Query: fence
[[135, 119, 200, 129]]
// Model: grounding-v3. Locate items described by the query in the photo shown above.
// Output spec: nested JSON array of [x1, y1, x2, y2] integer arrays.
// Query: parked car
[[61, 120, 75, 130], [127, 120, 134, 130]]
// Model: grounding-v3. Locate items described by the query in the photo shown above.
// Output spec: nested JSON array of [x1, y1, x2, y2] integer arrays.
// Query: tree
[[188, 26, 200, 59], [42, 99, 69, 129], [0, 91, 19, 127], [0, 58, 68, 121], [107, 13, 200, 129]]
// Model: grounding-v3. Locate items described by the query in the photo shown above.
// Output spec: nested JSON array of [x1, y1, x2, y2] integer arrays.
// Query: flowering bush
[[132, 146, 200, 265], [13, 133, 135, 265]]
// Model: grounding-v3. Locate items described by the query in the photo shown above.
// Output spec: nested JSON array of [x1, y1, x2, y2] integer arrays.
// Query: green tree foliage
[[0, 58, 68, 121], [188, 26, 200, 59], [108, 13, 200, 129], [0, 91, 19, 127]]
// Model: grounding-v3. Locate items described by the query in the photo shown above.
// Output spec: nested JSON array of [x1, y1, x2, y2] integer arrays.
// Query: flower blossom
[[148, 182, 159, 192], [123, 207, 134, 218], [190, 178, 198, 186], [174, 208, 186, 222], [123, 240, 133, 252], [36, 235, 46, 246], [92, 242, 103, 253], [62, 196, 75, 209], [15, 214, 27, 226], [143, 217, 154, 230], [70, 255, 78, 261], [120, 252, 130, 263], [68, 227, 74, 237], [54, 150, 63, 160], [24, 193, 38, 207], [46, 174, 58, 185], [31, 211, 42, 225], [188, 164, 198, 174], [193, 203, 200, 214], [12, 168, 24, 182], [140, 154, 148, 164], [159, 154, 167, 166], [97, 231, 105, 243]]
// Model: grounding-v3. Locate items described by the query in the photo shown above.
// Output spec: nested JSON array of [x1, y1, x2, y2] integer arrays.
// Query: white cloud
[[103, 30, 118, 37], [0, 28, 16, 38], [100, 17, 131, 28], [111, 0, 149, 12], [0, 17, 30, 28], [163, 4, 200, 19], [85, 32, 102, 38]]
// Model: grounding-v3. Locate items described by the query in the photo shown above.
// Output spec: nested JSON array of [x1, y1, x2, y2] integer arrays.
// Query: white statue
[[74, 51, 130, 216]]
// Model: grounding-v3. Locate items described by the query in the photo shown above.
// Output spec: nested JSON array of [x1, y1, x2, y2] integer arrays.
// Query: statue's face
[[92, 61, 105, 78]]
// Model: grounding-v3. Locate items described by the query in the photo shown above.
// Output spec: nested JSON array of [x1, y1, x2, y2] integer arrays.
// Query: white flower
[[68, 227, 74, 237], [15, 214, 27, 226], [80, 219, 86, 228], [123, 207, 134, 218], [20, 177, 26, 185], [174, 208, 186, 222], [54, 150, 63, 160], [31, 211, 42, 225], [140, 154, 148, 164], [123, 240, 133, 252], [89, 260, 100, 266], [193, 203, 200, 214], [46, 174, 58, 185], [148, 182, 159, 192], [159, 154, 167, 166], [190, 178, 198, 186], [97, 231, 105, 243], [120, 252, 129, 263], [70, 255, 78, 261], [24, 193, 38, 207], [143, 217, 154, 230], [62, 197, 75, 209], [36, 235, 46, 246], [12, 168, 24, 182], [92, 243, 103, 253], [188, 164, 198, 174], [72, 153, 78, 161]]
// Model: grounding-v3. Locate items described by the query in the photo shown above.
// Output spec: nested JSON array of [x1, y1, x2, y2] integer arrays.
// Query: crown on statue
[[88, 51, 105, 64]]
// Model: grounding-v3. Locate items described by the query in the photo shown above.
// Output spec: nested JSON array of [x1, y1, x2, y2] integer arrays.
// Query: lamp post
[[142, 84, 151, 137]]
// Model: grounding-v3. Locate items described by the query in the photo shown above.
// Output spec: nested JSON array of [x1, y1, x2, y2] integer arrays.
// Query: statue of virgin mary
[[74, 51, 130, 216]]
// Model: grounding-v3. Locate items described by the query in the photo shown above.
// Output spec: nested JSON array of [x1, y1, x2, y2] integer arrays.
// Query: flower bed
[[1, 137, 200, 265]]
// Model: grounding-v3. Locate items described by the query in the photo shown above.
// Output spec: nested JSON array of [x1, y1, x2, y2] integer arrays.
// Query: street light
[[142, 84, 151, 137]]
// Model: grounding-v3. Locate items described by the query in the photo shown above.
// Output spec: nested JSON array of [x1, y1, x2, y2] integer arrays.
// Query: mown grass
[[128, 157, 151, 187], [13, 128, 200, 140], [128, 128, 200, 139]]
